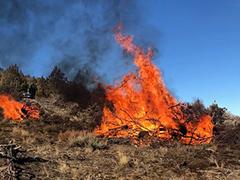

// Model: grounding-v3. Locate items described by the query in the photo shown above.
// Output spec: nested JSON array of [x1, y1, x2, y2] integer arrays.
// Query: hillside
[[0, 94, 239, 179]]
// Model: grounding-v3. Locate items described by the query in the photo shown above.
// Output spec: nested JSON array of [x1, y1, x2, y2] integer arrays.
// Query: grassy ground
[[0, 97, 240, 179]]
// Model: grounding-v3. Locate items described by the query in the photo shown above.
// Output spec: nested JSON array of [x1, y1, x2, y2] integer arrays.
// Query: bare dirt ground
[[0, 97, 240, 180]]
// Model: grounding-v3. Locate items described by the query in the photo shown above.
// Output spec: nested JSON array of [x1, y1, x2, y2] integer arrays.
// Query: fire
[[182, 115, 214, 144], [0, 94, 40, 121], [95, 25, 214, 145]]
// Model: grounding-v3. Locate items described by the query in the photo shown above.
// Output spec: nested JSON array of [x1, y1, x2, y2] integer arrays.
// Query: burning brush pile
[[94, 25, 214, 145], [0, 94, 40, 121], [0, 25, 217, 146], [1, 24, 240, 180]]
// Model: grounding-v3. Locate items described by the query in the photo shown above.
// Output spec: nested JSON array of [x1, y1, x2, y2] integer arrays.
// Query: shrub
[[208, 102, 227, 125], [0, 65, 27, 97], [36, 77, 52, 97]]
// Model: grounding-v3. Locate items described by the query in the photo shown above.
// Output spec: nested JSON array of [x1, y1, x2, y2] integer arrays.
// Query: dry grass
[[58, 130, 98, 148], [0, 97, 239, 179], [117, 147, 129, 166]]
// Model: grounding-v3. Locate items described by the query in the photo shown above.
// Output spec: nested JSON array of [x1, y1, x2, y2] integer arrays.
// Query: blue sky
[[136, 0, 240, 115], [0, 0, 239, 115]]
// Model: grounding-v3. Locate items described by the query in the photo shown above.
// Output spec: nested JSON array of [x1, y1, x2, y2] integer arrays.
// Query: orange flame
[[182, 115, 214, 144], [0, 94, 40, 121], [95, 25, 213, 145]]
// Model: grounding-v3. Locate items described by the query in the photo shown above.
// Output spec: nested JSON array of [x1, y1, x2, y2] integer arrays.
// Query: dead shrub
[[214, 124, 240, 148]]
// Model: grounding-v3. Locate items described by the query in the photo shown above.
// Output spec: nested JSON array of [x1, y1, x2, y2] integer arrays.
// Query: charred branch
[[0, 144, 47, 179]]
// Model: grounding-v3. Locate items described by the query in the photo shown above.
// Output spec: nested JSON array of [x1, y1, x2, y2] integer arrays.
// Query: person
[[21, 82, 29, 93], [29, 83, 37, 99]]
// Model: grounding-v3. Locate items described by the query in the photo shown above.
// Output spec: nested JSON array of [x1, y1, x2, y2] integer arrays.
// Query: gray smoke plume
[[0, 0, 158, 82]]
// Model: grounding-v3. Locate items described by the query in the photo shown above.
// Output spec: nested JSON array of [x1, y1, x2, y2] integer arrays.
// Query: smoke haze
[[0, 0, 158, 81]]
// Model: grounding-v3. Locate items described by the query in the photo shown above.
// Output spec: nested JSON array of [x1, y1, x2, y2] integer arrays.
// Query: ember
[[0, 94, 40, 121], [95, 25, 214, 145]]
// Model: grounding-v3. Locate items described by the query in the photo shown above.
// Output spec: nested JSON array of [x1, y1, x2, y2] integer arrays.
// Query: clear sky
[[137, 0, 240, 115], [0, 0, 239, 115]]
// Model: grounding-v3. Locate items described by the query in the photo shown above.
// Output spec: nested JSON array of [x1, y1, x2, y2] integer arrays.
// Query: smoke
[[0, 0, 158, 81]]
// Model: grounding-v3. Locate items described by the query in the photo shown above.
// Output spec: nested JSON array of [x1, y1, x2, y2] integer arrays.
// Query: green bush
[[0, 64, 27, 98]]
